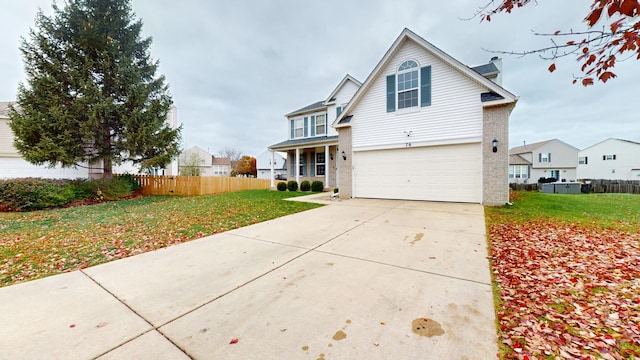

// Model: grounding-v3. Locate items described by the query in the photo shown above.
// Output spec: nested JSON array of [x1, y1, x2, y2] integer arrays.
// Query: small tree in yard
[[179, 152, 204, 176], [9, 0, 181, 179]]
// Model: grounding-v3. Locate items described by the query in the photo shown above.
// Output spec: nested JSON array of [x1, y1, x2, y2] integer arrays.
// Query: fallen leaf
[[96, 322, 108, 328], [229, 338, 239, 344]]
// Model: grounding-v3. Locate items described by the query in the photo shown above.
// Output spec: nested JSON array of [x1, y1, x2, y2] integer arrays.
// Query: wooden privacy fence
[[131, 175, 272, 196], [510, 180, 640, 194], [581, 179, 640, 194]]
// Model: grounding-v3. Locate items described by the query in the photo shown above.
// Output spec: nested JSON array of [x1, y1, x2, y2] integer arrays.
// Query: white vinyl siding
[[352, 143, 481, 203], [577, 138, 640, 180], [350, 40, 485, 151]]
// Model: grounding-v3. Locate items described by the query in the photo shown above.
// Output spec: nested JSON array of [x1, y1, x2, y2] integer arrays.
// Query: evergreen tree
[[9, 0, 181, 178]]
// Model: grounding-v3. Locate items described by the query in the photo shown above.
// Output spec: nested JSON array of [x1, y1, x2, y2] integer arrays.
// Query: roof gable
[[333, 28, 517, 128], [509, 138, 579, 155], [324, 74, 362, 104], [581, 137, 640, 151]]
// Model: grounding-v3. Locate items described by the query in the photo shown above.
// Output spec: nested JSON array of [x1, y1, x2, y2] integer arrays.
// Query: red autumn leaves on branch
[[479, 0, 640, 85]]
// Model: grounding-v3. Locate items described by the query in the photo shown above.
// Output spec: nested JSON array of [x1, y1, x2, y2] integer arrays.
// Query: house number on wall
[[405, 143, 412, 147]]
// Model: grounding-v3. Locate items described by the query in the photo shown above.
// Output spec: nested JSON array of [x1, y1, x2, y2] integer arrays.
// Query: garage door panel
[[353, 143, 481, 203]]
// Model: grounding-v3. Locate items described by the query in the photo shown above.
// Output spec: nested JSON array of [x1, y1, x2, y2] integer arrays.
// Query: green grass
[[486, 191, 640, 231], [0, 190, 323, 286]]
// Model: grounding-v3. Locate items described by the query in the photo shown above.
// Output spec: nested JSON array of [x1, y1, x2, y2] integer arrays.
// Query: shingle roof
[[211, 157, 231, 165], [509, 139, 553, 155], [337, 115, 353, 124], [509, 154, 531, 165], [480, 92, 504, 102], [285, 100, 326, 117], [269, 135, 338, 149], [471, 62, 499, 76]]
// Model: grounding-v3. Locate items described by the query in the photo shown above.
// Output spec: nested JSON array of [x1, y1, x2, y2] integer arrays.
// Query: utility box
[[541, 183, 555, 194], [540, 182, 582, 194], [554, 183, 581, 194]]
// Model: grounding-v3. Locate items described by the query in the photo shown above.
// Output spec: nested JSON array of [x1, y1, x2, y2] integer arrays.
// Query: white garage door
[[352, 143, 481, 203]]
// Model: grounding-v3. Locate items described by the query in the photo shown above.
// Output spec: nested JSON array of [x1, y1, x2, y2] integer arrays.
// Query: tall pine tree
[[9, 0, 181, 178]]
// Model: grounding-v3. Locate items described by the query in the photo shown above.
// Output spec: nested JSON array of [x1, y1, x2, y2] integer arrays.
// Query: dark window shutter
[[325, 113, 328, 132], [303, 117, 308, 137], [301, 153, 306, 176], [420, 66, 432, 107], [290, 120, 294, 139], [539, 153, 542, 162], [548, 153, 551, 162], [585, 157, 588, 164], [386, 74, 396, 112], [613, 154, 617, 160], [603, 155, 606, 160], [311, 152, 315, 177], [310, 116, 316, 136]]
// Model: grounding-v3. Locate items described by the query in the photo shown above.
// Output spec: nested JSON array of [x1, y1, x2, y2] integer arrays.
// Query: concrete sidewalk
[[0, 197, 497, 359]]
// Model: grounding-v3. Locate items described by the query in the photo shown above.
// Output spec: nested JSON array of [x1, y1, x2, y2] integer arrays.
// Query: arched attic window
[[386, 60, 431, 112], [397, 60, 419, 109]]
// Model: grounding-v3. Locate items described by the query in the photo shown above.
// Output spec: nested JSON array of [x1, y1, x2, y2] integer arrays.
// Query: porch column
[[295, 147, 300, 185], [335, 146, 339, 187], [324, 144, 329, 189], [270, 150, 275, 188]]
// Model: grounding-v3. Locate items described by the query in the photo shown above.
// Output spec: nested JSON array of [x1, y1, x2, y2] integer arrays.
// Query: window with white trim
[[509, 165, 528, 179], [540, 153, 550, 163], [294, 119, 303, 138], [603, 154, 617, 160], [578, 156, 588, 165], [316, 152, 325, 176], [397, 60, 419, 109], [315, 114, 326, 136]]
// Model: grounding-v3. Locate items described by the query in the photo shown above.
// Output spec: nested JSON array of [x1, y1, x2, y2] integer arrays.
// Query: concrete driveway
[[0, 195, 497, 359]]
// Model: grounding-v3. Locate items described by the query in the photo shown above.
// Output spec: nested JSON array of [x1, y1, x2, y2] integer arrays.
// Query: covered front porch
[[268, 136, 339, 190]]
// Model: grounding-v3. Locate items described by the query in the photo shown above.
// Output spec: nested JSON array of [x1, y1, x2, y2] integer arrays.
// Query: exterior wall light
[[492, 138, 498, 153], [341, 150, 347, 160]]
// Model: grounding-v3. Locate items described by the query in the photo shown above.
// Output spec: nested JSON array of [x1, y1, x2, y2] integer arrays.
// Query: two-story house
[[178, 146, 231, 177], [508, 139, 580, 183], [577, 138, 640, 180], [269, 75, 362, 189], [332, 29, 517, 205], [270, 29, 517, 205]]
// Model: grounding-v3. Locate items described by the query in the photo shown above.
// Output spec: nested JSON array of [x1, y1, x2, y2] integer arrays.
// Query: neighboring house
[[508, 139, 580, 184], [256, 150, 286, 179], [328, 28, 517, 205], [269, 74, 362, 189], [178, 146, 231, 176], [0, 101, 178, 179], [577, 138, 640, 180]]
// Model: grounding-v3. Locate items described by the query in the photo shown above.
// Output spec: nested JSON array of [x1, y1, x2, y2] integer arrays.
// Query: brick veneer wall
[[482, 103, 515, 206], [337, 127, 353, 199]]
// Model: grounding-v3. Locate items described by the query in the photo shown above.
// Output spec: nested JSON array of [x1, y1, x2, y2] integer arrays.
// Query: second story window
[[315, 114, 326, 135], [539, 152, 551, 163], [603, 154, 617, 160], [397, 60, 419, 109], [294, 119, 303, 138]]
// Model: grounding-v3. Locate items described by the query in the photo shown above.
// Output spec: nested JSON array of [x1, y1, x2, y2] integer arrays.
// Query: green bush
[[0, 177, 137, 211], [300, 180, 311, 192], [287, 180, 298, 192], [0, 178, 76, 211], [311, 181, 324, 192], [116, 173, 142, 192], [276, 182, 287, 191]]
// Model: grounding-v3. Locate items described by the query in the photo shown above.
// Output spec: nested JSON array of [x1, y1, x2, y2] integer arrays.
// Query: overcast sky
[[1, 1, 637, 157]]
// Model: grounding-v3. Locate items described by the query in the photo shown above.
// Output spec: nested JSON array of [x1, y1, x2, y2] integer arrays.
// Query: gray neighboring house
[[508, 139, 579, 183], [256, 150, 286, 179]]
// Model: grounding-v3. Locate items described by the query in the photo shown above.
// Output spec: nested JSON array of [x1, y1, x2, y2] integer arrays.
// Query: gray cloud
[[1, 0, 637, 157]]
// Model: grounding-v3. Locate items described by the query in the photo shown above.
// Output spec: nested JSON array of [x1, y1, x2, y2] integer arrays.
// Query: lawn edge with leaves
[[0, 190, 323, 287]]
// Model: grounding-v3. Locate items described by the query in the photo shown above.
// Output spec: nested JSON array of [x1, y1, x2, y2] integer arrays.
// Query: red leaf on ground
[[229, 338, 239, 344]]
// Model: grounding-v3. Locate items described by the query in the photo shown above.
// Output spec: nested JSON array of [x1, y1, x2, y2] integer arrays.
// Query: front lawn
[[0, 190, 322, 287], [486, 192, 640, 359]]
